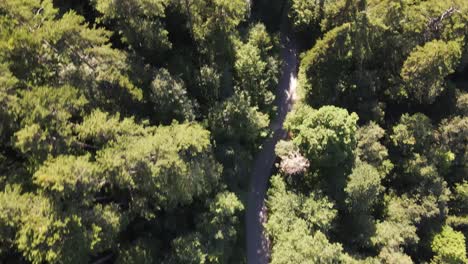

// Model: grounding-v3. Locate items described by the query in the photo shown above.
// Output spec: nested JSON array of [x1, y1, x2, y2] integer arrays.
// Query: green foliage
[[170, 192, 244, 263], [298, 23, 353, 106], [0, 0, 143, 105], [14, 86, 87, 164], [0, 185, 28, 255], [431, 225, 467, 264], [401, 40, 462, 104], [437, 116, 468, 182], [0, 64, 18, 141], [15, 194, 90, 264], [456, 92, 468, 115], [344, 162, 384, 247], [372, 195, 421, 261], [149, 69, 196, 124], [289, 0, 324, 31], [33, 155, 98, 203], [184, 0, 248, 42], [208, 92, 269, 147], [234, 23, 279, 111], [285, 104, 358, 195], [116, 238, 158, 264], [266, 175, 345, 264], [234, 43, 274, 109], [391, 113, 434, 154], [97, 123, 221, 217], [198, 192, 244, 263], [285, 104, 358, 167], [94, 0, 171, 58], [356, 122, 393, 176], [452, 181, 468, 215], [0, 0, 467, 262], [345, 163, 383, 213], [76, 109, 147, 148], [266, 175, 337, 235]]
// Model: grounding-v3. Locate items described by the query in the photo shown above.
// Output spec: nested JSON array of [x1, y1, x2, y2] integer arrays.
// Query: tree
[[96, 122, 221, 218], [431, 225, 467, 264], [299, 23, 353, 106], [175, 0, 249, 62], [76, 109, 148, 148], [13, 86, 87, 166], [265, 175, 345, 264], [234, 25, 279, 111], [207, 92, 269, 148], [391, 113, 434, 155], [14, 193, 92, 264], [170, 192, 244, 264], [456, 92, 468, 115], [33, 155, 99, 204], [0, 0, 143, 108], [116, 238, 158, 264], [400, 40, 462, 104], [437, 116, 468, 183], [346, 163, 383, 213], [451, 181, 468, 215], [149, 68, 197, 124], [93, 0, 171, 60], [372, 195, 421, 263], [298, 20, 379, 112], [344, 162, 384, 247], [285, 104, 358, 196], [289, 0, 325, 31], [0, 64, 18, 143], [356, 122, 393, 176]]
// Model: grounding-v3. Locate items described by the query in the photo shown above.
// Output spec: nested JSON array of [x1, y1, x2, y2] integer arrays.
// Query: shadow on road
[[246, 24, 298, 264]]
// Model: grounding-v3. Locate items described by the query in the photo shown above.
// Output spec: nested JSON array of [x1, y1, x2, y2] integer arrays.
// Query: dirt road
[[245, 26, 297, 264]]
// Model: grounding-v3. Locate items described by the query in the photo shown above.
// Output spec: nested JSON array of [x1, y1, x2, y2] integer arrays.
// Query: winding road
[[246, 21, 298, 264]]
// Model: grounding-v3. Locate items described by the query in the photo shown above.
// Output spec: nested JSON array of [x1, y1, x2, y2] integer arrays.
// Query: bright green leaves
[[265, 175, 348, 264], [344, 162, 384, 248], [33, 155, 99, 204], [284, 104, 358, 198], [1, 0, 143, 104], [197, 192, 244, 263], [285, 105, 358, 172], [16, 86, 87, 127], [234, 24, 279, 111], [14, 86, 87, 164], [97, 123, 221, 217], [345, 163, 383, 213], [76, 110, 147, 148], [0, 190, 92, 264], [0, 185, 27, 255], [266, 175, 337, 235], [401, 40, 462, 104], [431, 225, 467, 264], [1, 118, 222, 261]]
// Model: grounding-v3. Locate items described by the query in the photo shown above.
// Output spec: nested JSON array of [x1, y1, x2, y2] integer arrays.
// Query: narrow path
[[246, 24, 298, 264]]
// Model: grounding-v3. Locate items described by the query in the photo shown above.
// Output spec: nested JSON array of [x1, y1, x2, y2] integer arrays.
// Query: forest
[[0, 0, 467, 263]]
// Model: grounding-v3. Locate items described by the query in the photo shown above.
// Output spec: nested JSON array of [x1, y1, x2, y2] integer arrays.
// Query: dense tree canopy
[[268, 0, 468, 263], [0, 0, 467, 263]]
